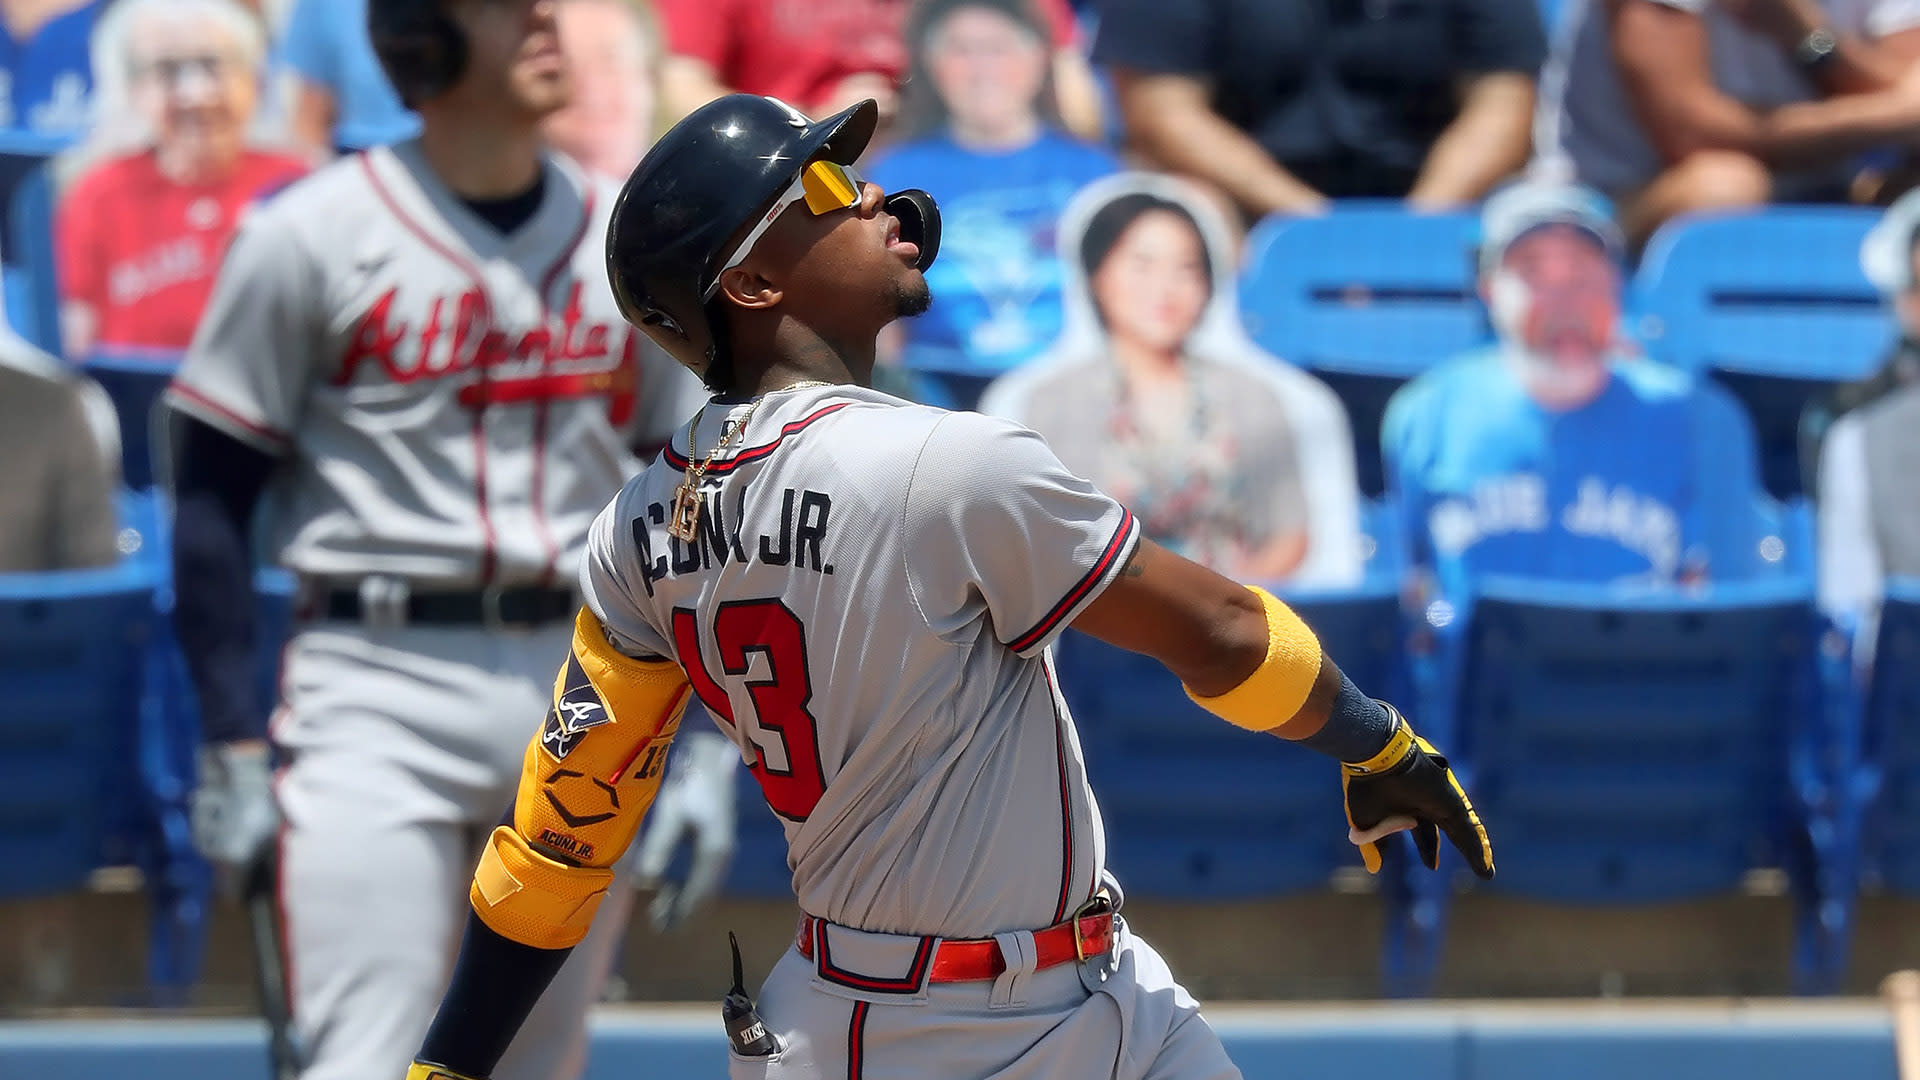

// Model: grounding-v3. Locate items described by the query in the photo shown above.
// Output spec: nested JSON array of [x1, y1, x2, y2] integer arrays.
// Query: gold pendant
[[668, 480, 702, 542]]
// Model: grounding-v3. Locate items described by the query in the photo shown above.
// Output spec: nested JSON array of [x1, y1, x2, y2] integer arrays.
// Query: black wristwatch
[[1795, 27, 1839, 72]]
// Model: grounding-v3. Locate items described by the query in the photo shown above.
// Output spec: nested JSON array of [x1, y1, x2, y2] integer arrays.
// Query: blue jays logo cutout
[[540, 653, 611, 759]]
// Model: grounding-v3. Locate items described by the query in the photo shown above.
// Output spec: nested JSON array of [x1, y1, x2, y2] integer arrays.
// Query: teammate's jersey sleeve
[[168, 203, 322, 453], [902, 411, 1141, 658], [579, 490, 675, 660]]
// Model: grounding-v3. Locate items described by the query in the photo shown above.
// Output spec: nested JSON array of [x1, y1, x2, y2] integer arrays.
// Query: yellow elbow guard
[[1183, 585, 1324, 732], [472, 826, 613, 950], [471, 608, 695, 950]]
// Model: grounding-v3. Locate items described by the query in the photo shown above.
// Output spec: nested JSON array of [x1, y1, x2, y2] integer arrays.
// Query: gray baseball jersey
[[581, 383, 1142, 938], [167, 139, 705, 585]]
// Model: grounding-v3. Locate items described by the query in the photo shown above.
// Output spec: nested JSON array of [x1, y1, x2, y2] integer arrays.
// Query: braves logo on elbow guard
[[540, 652, 613, 760]]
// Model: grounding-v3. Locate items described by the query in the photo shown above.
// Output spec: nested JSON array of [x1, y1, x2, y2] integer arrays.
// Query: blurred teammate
[[404, 93, 1493, 1080], [164, 2, 705, 1078], [1816, 189, 1920, 662]]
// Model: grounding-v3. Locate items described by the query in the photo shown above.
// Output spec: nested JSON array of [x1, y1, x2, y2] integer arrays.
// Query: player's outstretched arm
[[1072, 540, 1494, 879], [407, 610, 695, 1080]]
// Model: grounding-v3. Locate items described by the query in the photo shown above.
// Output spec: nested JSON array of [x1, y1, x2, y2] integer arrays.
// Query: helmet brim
[[812, 99, 880, 168]]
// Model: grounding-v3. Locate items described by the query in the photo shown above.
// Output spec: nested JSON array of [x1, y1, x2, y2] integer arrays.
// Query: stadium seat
[[0, 563, 160, 898], [114, 487, 299, 998], [1867, 580, 1920, 895], [0, 130, 69, 355], [1239, 203, 1486, 495], [82, 348, 185, 490], [1633, 207, 1893, 499], [1391, 575, 1837, 993]]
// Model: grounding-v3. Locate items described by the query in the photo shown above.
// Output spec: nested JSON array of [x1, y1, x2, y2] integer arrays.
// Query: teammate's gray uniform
[[167, 140, 704, 1080], [582, 383, 1242, 1079]]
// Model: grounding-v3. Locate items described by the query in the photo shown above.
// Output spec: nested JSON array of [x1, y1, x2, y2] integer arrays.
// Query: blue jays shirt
[[868, 129, 1117, 376], [0, 0, 108, 137], [1383, 347, 1765, 598]]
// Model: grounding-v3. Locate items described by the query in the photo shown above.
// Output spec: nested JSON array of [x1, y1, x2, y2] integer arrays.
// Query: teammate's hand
[[1340, 704, 1494, 879], [191, 739, 279, 871], [626, 728, 739, 932]]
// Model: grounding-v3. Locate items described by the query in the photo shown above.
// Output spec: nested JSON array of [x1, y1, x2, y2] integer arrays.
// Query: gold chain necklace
[[668, 380, 837, 542]]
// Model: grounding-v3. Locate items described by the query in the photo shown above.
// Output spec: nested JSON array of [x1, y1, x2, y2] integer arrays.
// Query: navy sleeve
[[416, 916, 572, 1077], [1455, 0, 1548, 75], [1089, 0, 1216, 75], [169, 409, 279, 744]]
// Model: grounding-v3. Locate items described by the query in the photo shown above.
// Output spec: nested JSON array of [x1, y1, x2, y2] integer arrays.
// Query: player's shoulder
[[546, 150, 614, 206], [236, 150, 378, 236]]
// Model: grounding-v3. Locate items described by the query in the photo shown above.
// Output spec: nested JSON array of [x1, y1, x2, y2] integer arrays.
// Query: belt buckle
[[1070, 893, 1114, 964], [480, 584, 509, 630]]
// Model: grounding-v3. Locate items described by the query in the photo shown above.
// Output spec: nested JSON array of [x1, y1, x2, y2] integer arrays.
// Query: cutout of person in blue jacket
[[1384, 179, 1767, 604]]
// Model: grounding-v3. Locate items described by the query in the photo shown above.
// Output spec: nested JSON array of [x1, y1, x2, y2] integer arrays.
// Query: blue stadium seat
[[114, 487, 298, 998], [0, 129, 70, 355], [0, 564, 160, 898], [1239, 203, 1486, 494], [82, 348, 186, 490], [1867, 579, 1920, 895], [1633, 207, 1894, 499], [1392, 575, 1837, 992]]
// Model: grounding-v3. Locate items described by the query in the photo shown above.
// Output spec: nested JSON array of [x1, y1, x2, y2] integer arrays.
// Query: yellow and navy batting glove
[[1340, 704, 1494, 880], [407, 1062, 484, 1080]]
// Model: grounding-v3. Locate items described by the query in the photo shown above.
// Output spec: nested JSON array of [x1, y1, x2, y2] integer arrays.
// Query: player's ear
[[716, 265, 783, 311]]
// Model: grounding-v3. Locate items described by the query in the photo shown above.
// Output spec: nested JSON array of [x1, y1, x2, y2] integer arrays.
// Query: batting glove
[[406, 1062, 484, 1080], [1340, 704, 1494, 879], [626, 728, 739, 931], [191, 740, 279, 871]]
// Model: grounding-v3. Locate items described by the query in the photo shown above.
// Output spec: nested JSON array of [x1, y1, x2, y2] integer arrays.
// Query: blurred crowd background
[[8, 0, 1920, 1013]]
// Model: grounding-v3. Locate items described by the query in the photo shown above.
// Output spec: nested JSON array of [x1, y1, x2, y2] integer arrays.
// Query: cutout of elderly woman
[[56, 0, 307, 359], [983, 173, 1363, 585]]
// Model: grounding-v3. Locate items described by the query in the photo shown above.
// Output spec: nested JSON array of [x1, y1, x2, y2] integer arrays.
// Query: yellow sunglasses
[[704, 159, 866, 300]]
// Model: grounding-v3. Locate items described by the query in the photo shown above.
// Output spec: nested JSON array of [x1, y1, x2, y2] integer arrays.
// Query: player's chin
[[514, 73, 574, 117], [889, 268, 933, 319]]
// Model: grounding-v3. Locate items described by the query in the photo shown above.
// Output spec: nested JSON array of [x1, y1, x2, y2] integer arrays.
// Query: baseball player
[[164, 3, 712, 1079], [403, 94, 1495, 1080]]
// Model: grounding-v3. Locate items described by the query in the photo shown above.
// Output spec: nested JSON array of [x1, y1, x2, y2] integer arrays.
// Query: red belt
[[797, 898, 1116, 986]]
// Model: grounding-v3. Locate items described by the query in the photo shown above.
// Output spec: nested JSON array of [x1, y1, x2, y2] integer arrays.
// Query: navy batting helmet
[[368, 0, 467, 109], [605, 94, 940, 382]]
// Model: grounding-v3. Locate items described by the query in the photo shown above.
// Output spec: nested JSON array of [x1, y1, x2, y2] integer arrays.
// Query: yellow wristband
[[1183, 585, 1323, 732], [407, 1063, 484, 1080]]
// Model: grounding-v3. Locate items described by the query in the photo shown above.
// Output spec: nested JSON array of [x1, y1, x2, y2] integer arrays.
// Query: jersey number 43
[[671, 601, 827, 822]]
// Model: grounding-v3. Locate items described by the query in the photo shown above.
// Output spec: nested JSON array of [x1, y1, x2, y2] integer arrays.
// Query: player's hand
[[1340, 704, 1494, 879], [626, 728, 739, 932], [191, 739, 279, 872]]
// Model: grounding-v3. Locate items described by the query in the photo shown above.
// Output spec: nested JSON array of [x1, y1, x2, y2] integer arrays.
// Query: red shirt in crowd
[[658, 0, 1077, 113], [56, 148, 308, 353]]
